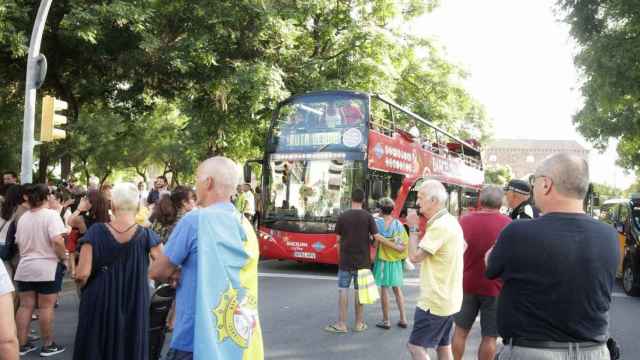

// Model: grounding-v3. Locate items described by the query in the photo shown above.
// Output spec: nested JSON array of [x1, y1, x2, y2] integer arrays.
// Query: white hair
[[111, 182, 140, 212], [198, 156, 241, 199], [418, 180, 448, 205]]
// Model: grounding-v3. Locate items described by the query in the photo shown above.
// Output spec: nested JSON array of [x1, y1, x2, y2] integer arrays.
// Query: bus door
[[367, 170, 405, 212]]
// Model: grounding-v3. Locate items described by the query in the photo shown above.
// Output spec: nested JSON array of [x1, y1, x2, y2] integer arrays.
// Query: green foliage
[[558, 0, 640, 171], [592, 182, 623, 201], [484, 165, 513, 186], [0, 0, 490, 182]]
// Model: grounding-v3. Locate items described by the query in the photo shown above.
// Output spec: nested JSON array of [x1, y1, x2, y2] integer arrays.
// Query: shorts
[[409, 307, 454, 348], [16, 263, 65, 295], [454, 293, 498, 337], [337, 270, 358, 289]]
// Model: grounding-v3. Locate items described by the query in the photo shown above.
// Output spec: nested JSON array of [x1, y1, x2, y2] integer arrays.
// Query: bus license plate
[[293, 251, 316, 259]]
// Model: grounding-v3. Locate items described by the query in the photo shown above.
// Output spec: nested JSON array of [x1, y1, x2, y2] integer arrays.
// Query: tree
[[557, 0, 640, 171], [592, 182, 623, 201], [484, 165, 513, 186], [1, 0, 492, 182]]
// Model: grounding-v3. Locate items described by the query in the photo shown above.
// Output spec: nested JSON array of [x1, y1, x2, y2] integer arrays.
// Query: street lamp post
[[20, 0, 53, 183]]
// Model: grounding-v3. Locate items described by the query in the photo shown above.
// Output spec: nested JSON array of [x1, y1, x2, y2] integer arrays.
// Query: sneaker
[[39, 343, 65, 357], [19, 342, 37, 356]]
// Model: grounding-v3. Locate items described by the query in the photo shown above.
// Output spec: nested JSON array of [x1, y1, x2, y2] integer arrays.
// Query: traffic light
[[40, 95, 67, 142]]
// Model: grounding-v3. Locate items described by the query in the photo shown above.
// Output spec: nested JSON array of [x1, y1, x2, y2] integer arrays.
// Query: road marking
[[612, 292, 628, 298]]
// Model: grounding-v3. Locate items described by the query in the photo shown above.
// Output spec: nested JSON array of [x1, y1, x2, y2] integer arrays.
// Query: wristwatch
[[409, 226, 419, 233]]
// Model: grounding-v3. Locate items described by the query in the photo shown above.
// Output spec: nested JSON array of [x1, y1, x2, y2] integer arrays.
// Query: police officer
[[504, 179, 540, 220]]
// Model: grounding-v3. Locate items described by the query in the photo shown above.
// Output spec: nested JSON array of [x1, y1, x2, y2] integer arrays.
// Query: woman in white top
[[14, 184, 68, 357]]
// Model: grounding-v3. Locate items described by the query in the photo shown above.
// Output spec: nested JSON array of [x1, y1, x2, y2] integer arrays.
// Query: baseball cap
[[504, 179, 531, 195]]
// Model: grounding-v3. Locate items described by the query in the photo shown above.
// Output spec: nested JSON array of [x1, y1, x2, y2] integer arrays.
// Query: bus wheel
[[622, 260, 640, 297]]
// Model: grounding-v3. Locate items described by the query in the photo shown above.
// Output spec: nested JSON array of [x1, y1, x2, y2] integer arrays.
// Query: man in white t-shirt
[[0, 263, 19, 359], [243, 184, 256, 223]]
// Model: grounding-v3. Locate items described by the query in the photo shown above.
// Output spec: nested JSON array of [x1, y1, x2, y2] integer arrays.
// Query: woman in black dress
[[73, 183, 162, 360]]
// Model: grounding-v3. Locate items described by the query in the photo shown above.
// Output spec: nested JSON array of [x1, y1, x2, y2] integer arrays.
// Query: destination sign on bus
[[286, 132, 341, 147]]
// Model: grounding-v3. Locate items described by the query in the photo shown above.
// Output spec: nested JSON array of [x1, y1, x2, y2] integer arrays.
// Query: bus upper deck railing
[[369, 107, 483, 171]]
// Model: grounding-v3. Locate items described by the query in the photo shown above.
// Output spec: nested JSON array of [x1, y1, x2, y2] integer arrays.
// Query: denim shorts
[[409, 307, 454, 348], [337, 270, 358, 289]]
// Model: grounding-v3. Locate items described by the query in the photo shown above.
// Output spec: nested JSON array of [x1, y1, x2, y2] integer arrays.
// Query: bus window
[[601, 204, 619, 224], [401, 179, 425, 218], [618, 203, 629, 232], [447, 185, 461, 218], [461, 188, 479, 215], [367, 170, 404, 210]]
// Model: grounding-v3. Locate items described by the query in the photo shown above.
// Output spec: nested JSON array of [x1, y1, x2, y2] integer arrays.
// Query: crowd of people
[[326, 153, 618, 360], [0, 152, 620, 360], [0, 158, 263, 360]]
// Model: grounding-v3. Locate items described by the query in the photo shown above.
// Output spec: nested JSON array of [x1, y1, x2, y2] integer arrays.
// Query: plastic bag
[[357, 269, 379, 304]]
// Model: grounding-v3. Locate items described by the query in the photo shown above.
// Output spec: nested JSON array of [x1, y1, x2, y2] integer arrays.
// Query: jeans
[[496, 344, 609, 360], [163, 349, 193, 360]]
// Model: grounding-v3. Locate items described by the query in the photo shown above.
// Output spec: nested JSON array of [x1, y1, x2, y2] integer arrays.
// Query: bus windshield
[[269, 93, 369, 153], [264, 157, 365, 222]]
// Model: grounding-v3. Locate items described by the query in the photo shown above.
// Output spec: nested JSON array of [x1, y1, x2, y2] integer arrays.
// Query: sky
[[410, 0, 635, 189]]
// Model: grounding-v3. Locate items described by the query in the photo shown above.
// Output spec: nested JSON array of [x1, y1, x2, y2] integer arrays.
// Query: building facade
[[483, 139, 589, 179]]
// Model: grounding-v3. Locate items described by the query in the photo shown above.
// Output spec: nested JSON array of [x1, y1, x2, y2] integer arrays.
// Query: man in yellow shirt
[[406, 180, 465, 360]]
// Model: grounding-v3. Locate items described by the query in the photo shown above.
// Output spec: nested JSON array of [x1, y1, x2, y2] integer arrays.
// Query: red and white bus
[[248, 90, 484, 265]]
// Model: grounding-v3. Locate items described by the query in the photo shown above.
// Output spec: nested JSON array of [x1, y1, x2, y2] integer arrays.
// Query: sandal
[[376, 321, 391, 330], [353, 323, 368, 332], [397, 321, 408, 329], [324, 324, 348, 334]]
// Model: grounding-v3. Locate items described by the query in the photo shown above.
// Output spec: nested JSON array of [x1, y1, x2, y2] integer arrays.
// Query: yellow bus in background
[[600, 197, 640, 296]]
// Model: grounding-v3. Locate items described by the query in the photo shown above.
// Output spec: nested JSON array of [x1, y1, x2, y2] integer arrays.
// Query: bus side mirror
[[244, 163, 252, 184], [372, 180, 384, 200]]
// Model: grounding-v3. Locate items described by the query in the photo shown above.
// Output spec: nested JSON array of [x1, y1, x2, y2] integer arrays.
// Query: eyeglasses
[[530, 174, 552, 186]]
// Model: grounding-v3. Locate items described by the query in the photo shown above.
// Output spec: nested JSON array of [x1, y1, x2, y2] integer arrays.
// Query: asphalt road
[[20, 260, 640, 359]]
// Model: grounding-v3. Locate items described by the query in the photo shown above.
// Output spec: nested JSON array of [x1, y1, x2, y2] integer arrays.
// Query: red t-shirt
[[460, 211, 511, 297]]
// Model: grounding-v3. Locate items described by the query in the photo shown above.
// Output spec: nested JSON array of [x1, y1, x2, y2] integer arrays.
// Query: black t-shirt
[[486, 213, 619, 342], [335, 209, 378, 271]]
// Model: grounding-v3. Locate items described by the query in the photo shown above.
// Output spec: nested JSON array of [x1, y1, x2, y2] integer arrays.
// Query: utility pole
[[20, 0, 53, 183]]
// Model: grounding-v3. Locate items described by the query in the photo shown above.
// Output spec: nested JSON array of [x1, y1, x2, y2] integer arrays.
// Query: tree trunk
[[135, 166, 147, 183], [61, 154, 71, 180], [100, 169, 112, 186]]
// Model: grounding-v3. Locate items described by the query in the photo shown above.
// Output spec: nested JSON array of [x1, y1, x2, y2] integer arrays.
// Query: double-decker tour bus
[[246, 90, 484, 265]]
